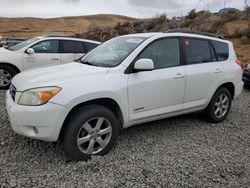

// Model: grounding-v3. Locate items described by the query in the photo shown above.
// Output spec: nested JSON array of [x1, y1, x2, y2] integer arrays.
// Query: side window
[[211, 40, 229, 61], [85, 42, 99, 52], [75, 42, 87, 53], [61, 40, 76, 53], [138, 38, 180, 69], [184, 38, 212, 64], [210, 44, 217, 62], [32, 40, 59, 53]]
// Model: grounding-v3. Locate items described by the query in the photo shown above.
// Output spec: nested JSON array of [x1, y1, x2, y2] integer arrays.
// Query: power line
[[195, 0, 202, 10]]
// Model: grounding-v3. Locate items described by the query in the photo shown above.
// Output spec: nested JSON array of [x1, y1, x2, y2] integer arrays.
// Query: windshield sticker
[[126, 38, 144, 44]]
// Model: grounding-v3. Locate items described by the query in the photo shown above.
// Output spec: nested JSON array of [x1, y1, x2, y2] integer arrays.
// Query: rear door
[[60, 40, 78, 63], [23, 40, 61, 70], [60, 40, 95, 63], [182, 38, 224, 109]]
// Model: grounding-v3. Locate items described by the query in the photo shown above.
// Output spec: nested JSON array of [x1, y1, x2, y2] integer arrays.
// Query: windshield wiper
[[80, 59, 98, 66], [4, 46, 11, 50]]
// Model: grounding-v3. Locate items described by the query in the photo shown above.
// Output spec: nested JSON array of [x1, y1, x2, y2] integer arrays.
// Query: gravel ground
[[0, 89, 250, 188]]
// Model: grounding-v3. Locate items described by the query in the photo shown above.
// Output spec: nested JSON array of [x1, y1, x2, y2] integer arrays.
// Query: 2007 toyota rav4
[[6, 31, 243, 160]]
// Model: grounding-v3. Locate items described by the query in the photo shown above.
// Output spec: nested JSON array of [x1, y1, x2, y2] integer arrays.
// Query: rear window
[[211, 41, 229, 61], [184, 38, 212, 64]]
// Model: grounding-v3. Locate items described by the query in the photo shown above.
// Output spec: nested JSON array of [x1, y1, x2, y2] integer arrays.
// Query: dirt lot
[[0, 89, 249, 187]]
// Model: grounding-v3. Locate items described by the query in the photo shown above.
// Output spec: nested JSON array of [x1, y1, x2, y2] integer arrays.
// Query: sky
[[0, 0, 247, 18]]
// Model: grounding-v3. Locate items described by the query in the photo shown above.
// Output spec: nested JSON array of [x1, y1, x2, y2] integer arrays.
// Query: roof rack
[[42, 33, 68, 37], [165, 29, 225, 39]]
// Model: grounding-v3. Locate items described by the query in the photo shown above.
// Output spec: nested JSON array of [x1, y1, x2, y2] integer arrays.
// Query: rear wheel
[[61, 105, 119, 161], [204, 87, 232, 123], [0, 65, 18, 90]]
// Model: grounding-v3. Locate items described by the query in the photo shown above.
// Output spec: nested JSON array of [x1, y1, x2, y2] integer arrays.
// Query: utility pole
[[244, 0, 249, 9], [204, 0, 209, 11], [224, 0, 226, 8]]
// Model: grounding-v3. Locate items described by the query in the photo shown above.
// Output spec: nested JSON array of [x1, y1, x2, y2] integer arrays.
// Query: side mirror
[[26, 48, 35, 55], [134, 59, 154, 72]]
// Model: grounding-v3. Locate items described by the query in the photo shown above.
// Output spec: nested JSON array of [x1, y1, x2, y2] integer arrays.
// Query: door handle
[[51, 58, 59, 61], [215, 68, 222, 73], [174, 73, 185, 79]]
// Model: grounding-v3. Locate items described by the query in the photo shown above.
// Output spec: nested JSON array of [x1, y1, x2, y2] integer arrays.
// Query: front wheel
[[204, 87, 232, 123], [61, 105, 119, 161]]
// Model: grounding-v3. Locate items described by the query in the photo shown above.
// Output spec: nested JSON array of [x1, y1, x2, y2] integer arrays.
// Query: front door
[[128, 38, 186, 123], [24, 40, 61, 70]]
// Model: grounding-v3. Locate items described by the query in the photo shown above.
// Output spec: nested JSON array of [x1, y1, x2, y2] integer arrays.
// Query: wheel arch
[[59, 98, 124, 139], [217, 82, 235, 99], [0, 62, 21, 74]]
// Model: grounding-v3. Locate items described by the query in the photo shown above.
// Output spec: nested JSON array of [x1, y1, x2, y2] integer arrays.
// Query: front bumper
[[6, 91, 66, 142]]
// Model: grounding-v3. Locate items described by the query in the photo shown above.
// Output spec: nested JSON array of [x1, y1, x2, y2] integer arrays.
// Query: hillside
[[0, 14, 137, 38], [0, 10, 249, 64], [75, 9, 250, 65]]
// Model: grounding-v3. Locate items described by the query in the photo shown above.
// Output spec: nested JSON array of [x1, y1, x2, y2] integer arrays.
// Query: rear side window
[[61, 40, 78, 53], [211, 41, 229, 61], [75, 42, 86, 53], [184, 38, 212, 64], [85, 42, 99, 52], [61, 40, 88, 53]]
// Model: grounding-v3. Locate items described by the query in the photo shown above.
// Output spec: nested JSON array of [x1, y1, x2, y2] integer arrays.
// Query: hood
[[0, 47, 12, 53], [12, 62, 110, 91]]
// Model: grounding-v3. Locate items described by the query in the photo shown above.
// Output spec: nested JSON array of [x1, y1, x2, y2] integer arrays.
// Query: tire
[[0, 65, 19, 90], [204, 87, 232, 123], [61, 105, 119, 161], [244, 83, 250, 89]]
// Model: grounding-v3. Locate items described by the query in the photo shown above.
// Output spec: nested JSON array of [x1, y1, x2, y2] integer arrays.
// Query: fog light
[[33, 127, 39, 134]]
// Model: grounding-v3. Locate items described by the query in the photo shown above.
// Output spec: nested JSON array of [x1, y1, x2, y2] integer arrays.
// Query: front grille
[[9, 84, 16, 101]]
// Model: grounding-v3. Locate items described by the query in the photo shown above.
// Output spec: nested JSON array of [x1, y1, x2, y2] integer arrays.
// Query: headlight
[[18, 87, 61, 106]]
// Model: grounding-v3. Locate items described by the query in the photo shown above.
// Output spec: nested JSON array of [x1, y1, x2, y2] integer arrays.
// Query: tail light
[[235, 60, 244, 70]]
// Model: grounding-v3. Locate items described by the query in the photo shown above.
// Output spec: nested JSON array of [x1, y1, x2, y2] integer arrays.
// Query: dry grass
[[233, 39, 250, 64], [0, 14, 137, 38], [0, 11, 249, 65]]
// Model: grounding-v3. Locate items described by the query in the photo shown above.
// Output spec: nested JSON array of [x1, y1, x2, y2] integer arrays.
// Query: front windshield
[[81, 36, 147, 67], [8, 38, 39, 51]]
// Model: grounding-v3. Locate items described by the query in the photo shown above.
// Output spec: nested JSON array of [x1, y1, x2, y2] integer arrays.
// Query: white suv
[[6, 31, 243, 161], [0, 35, 100, 89]]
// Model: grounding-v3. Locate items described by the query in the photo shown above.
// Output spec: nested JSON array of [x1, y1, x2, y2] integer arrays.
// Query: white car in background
[[0, 35, 100, 89], [6, 31, 243, 161]]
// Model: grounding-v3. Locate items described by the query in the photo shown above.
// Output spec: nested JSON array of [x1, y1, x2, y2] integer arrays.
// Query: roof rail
[[165, 29, 225, 39], [42, 33, 68, 37]]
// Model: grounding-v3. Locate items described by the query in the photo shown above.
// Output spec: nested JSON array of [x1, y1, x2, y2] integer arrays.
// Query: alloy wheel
[[214, 94, 229, 119], [77, 117, 112, 155]]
